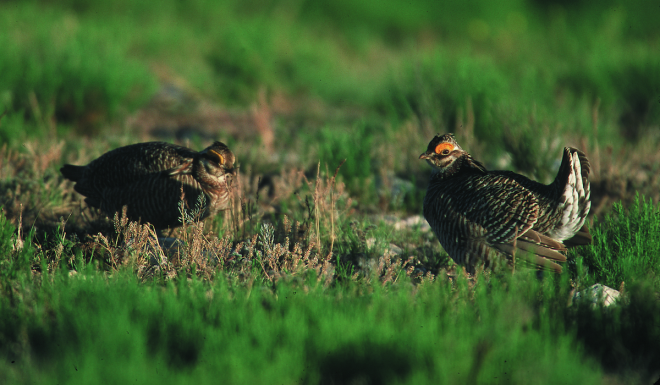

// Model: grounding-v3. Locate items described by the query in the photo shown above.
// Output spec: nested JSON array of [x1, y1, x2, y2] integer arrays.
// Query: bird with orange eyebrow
[[419, 133, 591, 273], [61, 141, 236, 230]]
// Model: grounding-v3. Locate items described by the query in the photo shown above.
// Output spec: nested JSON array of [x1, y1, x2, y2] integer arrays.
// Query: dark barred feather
[[420, 133, 591, 274], [61, 141, 236, 230]]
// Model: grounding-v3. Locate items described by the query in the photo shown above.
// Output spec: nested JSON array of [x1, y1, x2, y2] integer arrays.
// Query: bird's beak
[[419, 153, 430, 160]]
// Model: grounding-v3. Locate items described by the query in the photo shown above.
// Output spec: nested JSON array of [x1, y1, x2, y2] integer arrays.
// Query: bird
[[419, 133, 591, 273], [61, 141, 236, 230]]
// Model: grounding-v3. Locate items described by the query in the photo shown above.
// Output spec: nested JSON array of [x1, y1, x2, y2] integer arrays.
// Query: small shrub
[[580, 195, 660, 290]]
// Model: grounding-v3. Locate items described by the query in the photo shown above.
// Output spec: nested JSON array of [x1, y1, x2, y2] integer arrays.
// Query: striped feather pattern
[[420, 133, 591, 273], [61, 141, 235, 229]]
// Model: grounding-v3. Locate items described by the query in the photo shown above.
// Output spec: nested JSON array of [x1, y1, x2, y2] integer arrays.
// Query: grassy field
[[1, 0, 660, 383]]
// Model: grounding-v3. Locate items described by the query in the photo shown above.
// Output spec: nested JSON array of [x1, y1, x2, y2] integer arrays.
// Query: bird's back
[[70, 142, 197, 196], [61, 142, 207, 228], [480, 148, 590, 241]]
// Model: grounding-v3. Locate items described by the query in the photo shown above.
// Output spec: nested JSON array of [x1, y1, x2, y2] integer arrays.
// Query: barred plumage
[[420, 133, 591, 273], [61, 141, 236, 230]]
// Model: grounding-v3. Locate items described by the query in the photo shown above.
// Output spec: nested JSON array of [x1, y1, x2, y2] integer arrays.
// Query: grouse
[[420, 133, 591, 273], [61, 141, 236, 230]]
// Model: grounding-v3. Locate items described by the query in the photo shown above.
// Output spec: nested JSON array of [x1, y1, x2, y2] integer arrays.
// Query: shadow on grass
[[569, 282, 660, 383], [307, 341, 418, 385]]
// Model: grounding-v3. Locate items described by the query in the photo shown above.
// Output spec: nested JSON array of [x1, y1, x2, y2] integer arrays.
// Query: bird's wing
[[80, 143, 194, 193], [456, 175, 540, 244], [425, 174, 567, 272], [493, 230, 567, 273], [164, 160, 194, 176], [99, 173, 205, 229]]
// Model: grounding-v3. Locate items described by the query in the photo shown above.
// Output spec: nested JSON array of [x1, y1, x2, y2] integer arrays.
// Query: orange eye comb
[[434, 143, 454, 155], [209, 149, 224, 164]]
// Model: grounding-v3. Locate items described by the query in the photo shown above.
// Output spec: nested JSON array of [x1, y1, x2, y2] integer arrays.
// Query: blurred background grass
[[1, 0, 659, 213], [2, 0, 658, 145]]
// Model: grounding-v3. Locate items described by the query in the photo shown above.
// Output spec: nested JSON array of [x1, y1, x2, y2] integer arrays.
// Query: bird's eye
[[434, 143, 453, 155]]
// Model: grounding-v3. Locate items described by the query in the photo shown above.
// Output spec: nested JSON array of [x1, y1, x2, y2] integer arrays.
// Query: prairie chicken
[[61, 141, 236, 230], [420, 133, 591, 273]]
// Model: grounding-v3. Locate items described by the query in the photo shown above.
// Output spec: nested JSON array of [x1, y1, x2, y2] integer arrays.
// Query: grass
[[2, 188, 660, 383], [0, 3, 157, 139], [0, 254, 607, 385], [580, 195, 660, 291], [1, 0, 660, 383], [1, 235, 658, 384]]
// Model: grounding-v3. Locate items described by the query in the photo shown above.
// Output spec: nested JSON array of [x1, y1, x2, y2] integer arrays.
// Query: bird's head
[[199, 141, 236, 181], [419, 133, 467, 172]]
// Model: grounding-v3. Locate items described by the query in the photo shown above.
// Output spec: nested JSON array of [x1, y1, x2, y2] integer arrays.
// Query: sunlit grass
[[0, 257, 609, 385], [2, 189, 660, 383]]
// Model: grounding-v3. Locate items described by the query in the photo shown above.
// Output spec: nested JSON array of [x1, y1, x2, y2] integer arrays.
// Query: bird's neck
[[192, 158, 213, 187], [435, 154, 488, 179]]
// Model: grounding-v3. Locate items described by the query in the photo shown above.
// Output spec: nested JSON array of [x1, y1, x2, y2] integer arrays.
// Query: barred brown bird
[[61, 141, 236, 230], [420, 133, 591, 273]]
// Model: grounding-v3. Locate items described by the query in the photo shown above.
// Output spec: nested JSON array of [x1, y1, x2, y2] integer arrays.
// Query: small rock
[[572, 283, 621, 308]]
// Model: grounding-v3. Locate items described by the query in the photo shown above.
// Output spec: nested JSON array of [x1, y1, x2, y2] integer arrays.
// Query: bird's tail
[[548, 148, 592, 242], [562, 223, 593, 247], [494, 229, 568, 273], [60, 164, 85, 181]]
